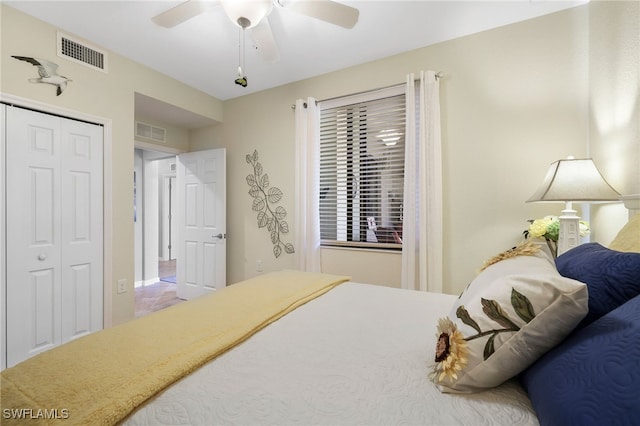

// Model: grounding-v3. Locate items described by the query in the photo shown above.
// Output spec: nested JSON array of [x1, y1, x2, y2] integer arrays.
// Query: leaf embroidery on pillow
[[511, 288, 536, 323], [457, 288, 536, 360]]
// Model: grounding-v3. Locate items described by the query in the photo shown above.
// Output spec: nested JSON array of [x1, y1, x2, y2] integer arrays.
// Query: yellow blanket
[[0, 270, 349, 425]]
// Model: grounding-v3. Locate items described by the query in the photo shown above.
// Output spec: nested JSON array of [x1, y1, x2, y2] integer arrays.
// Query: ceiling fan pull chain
[[235, 25, 248, 87], [242, 26, 246, 78]]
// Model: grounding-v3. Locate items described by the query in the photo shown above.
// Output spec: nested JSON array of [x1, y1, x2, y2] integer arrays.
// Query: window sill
[[320, 242, 402, 253]]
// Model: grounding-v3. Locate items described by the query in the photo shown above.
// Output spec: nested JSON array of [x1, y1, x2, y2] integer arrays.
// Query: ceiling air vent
[[136, 121, 167, 143], [57, 32, 108, 73]]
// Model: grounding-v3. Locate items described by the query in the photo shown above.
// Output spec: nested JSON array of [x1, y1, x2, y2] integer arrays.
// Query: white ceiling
[[6, 0, 587, 127]]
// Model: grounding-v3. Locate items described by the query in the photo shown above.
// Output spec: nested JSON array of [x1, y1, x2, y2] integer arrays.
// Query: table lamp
[[526, 158, 620, 256]]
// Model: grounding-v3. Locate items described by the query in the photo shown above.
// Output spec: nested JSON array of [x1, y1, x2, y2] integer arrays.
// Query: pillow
[[521, 294, 640, 425], [556, 242, 640, 328], [609, 213, 640, 253], [431, 247, 588, 393]]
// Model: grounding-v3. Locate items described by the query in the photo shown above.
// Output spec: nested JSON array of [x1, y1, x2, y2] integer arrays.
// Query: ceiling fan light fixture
[[221, 0, 273, 29]]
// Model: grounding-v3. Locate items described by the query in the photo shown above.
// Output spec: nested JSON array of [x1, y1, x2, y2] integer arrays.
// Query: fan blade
[[152, 0, 214, 28], [284, 0, 359, 29], [251, 18, 280, 63]]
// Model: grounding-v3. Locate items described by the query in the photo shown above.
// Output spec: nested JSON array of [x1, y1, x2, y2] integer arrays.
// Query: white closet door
[[59, 116, 103, 343], [5, 106, 103, 367]]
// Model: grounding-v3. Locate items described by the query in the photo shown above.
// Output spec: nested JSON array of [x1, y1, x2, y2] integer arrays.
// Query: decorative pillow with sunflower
[[431, 242, 588, 393]]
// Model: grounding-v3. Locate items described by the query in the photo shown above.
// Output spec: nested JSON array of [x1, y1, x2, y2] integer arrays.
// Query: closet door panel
[[60, 118, 103, 343], [5, 106, 103, 367], [6, 107, 62, 367]]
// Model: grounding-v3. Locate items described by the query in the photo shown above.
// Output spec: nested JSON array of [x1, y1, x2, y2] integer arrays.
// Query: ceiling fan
[[152, 0, 359, 65]]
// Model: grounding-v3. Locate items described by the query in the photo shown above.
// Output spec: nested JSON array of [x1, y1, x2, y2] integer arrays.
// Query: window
[[319, 86, 405, 249]]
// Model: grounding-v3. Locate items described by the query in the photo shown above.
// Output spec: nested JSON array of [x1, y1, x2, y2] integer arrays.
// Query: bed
[[1, 215, 639, 425]]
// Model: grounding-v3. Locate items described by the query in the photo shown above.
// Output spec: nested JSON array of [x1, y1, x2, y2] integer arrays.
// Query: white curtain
[[401, 71, 443, 292], [294, 97, 321, 272]]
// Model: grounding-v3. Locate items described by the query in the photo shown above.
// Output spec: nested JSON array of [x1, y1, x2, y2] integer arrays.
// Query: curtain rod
[[291, 71, 444, 109]]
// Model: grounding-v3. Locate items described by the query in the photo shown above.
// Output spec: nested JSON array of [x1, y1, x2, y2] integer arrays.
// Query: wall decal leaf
[[252, 197, 265, 212], [248, 185, 260, 197], [275, 206, 287, 220], [257, 211, 268, 228], [268, 187, 282, 203]]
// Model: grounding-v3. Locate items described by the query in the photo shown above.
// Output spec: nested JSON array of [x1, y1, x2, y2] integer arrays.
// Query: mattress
[[124, 283, 538, 425]]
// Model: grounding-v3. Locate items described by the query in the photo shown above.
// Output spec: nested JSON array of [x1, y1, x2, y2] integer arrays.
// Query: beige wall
[[212, 5, 594, 293], [1, 4, 223, 325], [2, 2, 638, 325], [588, 0, 640, 243]]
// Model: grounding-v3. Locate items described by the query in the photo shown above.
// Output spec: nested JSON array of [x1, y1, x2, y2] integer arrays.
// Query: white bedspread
[[124, 283, 538, 425]]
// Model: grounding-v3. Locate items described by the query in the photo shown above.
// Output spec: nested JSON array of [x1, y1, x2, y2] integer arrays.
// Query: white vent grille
[[57, 32, 107, 73], [136, 121, 166, 143]]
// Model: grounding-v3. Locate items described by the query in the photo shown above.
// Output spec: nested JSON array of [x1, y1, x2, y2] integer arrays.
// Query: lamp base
[[557, 208, 580, 256]]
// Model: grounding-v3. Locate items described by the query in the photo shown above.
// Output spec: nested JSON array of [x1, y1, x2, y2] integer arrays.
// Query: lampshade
[[221, 0, 273, 29], [526, 158, 620, 203]]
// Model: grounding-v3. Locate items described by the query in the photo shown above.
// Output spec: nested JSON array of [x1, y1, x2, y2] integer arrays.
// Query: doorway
[[134, 148, 177, 289], [133, 147, 227, 316], [134, 148, 179, 318]]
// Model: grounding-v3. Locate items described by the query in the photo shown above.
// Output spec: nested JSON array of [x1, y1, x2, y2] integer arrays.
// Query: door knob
[[213, 233, 225, 239], [38, 253, 47, 261]]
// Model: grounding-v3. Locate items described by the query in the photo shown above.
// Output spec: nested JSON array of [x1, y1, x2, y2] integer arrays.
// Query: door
[[5, 105, 103, 367], [176, 149, 226, 300]]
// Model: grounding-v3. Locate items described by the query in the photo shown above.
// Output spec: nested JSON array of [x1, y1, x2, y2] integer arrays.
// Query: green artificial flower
[[545, 218, 559, 241]]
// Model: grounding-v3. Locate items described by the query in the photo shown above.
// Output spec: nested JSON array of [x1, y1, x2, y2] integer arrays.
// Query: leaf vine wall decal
[[246, 150, 295, 258]]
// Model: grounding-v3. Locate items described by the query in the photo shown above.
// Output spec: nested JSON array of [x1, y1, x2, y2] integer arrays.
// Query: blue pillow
[[556, 243, 640, 327], [521, 294, 640, 426]]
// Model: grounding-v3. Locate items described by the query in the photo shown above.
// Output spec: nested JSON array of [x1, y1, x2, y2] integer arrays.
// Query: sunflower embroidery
[[430, 317, 469, 384]]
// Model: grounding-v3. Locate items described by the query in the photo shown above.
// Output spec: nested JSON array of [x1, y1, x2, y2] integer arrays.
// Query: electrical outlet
[[256, 260, 263, 272], [117, 278, 127, 294]]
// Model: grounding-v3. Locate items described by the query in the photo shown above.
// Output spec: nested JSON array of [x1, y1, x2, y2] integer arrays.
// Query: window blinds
[[319, 87, 406, 247]]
